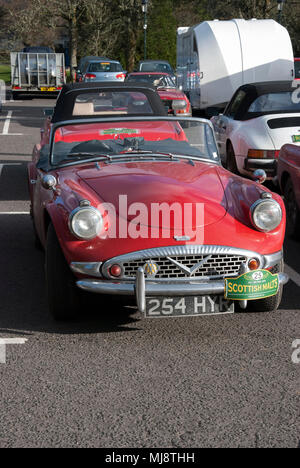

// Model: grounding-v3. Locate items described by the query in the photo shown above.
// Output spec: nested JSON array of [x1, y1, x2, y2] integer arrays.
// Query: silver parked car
[[82, 59, 126, 83]]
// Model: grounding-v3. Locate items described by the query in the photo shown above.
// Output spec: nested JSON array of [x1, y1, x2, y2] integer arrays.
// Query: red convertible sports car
[[125, 72, 191, 116], [28, 83, 288, 320], [278, 143, 300, 237]]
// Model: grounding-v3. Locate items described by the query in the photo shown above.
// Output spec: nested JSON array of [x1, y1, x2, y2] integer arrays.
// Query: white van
[[176, 19, 295, 111]]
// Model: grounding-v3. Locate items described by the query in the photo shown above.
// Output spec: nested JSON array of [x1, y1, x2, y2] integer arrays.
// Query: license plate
[[292, 135, 300, 143], [145, 296, 234, 318], [40, 87, 57, 92]]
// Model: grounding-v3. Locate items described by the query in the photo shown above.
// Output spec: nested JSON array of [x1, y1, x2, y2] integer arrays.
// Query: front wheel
[[45, 224, 80, 320]]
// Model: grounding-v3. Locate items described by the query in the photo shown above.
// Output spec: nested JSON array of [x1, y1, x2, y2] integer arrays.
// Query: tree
[[39, 0, 87, 78], [146, 0, 177, 66], [116, 0, 145, 72], [5, 0, 56, 48], [77, 0, 119, 59]]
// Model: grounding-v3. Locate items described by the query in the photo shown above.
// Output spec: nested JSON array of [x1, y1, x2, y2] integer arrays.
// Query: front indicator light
[[248, 258, 260, 270]]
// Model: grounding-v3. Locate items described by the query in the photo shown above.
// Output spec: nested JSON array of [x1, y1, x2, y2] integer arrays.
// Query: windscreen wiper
[[56, 153, 112, 166], [110, 150, 177, 160], [67, 152, 112, 160]]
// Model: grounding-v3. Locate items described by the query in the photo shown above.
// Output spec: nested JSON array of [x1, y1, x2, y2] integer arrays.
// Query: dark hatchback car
[[136, 60, 176, 81]]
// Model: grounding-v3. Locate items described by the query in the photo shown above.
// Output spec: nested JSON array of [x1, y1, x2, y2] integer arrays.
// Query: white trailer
[[10, 52, 65, 98], [176, 19, 295, 111]]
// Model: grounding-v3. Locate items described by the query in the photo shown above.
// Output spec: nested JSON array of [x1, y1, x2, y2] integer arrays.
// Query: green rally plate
[[225, 269, 279, 301]]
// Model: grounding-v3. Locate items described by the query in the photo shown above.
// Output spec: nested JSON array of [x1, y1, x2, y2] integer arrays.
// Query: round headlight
[[69, 207, 103, 240], [251, 199, 282, 232]]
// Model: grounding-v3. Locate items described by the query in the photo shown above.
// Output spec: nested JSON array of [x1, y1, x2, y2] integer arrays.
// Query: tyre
[[246, 260, 284, 312], [33, 223, 43, 250], [284, 178, 300, 239], [226, 142, 238, 174], [45, 223, 80, 320], [30, 206, 43, 251], [12, 92, 20, 101]]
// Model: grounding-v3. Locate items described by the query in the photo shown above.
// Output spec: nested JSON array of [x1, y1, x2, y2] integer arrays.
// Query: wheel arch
[[42, 203, 68, 248], [280, 171, 291, 192]]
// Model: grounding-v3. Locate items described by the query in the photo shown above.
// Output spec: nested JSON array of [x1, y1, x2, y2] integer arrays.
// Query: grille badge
[[143, 261, 159, 278], [166, 255, 213, 277]]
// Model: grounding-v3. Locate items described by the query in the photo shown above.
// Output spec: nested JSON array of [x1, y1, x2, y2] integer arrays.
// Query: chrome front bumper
[[76, 268, 289, 313]]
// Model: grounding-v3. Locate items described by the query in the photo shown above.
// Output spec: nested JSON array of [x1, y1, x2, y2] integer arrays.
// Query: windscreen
[[50, 119, 219, 167]]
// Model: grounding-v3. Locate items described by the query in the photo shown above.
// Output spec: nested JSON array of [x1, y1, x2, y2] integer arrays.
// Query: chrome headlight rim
[[250, 198, 282, 233], [69, 206, 103, 240]]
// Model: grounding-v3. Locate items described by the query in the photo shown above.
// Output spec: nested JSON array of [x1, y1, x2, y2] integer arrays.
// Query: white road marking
[[1, 111, 23, 135], [0, 338, 28, 344], [0, 212, 30, 215], [2, 110, 12, 134], [0, 162, 22, 177], [0, 338, 28, 364]]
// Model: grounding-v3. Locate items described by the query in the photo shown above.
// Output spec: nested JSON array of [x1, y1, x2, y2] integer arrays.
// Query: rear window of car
[[127, 74, 175, 87], [248, 92, 300, 113], [88, 62, 123, 73], [140, 62, 172, 73], [72, 91, 154, 116]]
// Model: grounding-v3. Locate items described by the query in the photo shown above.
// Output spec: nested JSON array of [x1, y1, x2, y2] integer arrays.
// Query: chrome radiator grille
[[122, 254, 246, 280]]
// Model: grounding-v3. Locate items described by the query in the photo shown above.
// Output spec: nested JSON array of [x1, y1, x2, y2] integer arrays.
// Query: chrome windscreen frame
[[48, 116, 221, 169]]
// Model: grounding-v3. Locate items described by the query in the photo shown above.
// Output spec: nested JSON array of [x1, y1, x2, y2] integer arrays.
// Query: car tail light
[[85, 73, 96, 79], [12, 86, 21, 90], [247, 150, 280, 159], [172, 99, 188, 115], [116, 73, 126, 80]]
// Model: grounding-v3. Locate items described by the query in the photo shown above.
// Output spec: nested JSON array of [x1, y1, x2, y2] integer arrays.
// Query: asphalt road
[[0, 96, 299, 448]]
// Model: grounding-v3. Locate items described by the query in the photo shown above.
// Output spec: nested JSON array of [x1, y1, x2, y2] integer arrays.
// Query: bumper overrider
[[71, 245, 288, 313], [244, 158, 277, 175]]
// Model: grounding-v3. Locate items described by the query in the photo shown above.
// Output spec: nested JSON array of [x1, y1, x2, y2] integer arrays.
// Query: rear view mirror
[[43, 108, 54, 117], [206, 107, 221, 118]]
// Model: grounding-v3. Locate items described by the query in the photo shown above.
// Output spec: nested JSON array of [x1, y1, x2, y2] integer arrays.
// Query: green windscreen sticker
[[101, 128, 140, 136], [225, 269, 279, 301]]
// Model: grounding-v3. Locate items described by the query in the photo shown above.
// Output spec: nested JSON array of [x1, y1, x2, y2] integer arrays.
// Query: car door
[[213, 90, 246, 158]]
